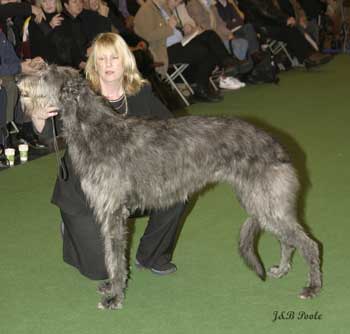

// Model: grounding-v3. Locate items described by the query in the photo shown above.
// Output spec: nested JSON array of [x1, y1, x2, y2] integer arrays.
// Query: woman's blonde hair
[[35, 0, 62, 13], [85, 32, 146, 96]]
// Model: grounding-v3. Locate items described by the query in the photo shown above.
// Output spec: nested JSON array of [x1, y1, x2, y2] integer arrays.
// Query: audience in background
[[28, 0, 63, 61], [215, 0, 260, 58], [186, 0, 249, 62], [0, 0, 341, 165], [238, 0, 332, 68]]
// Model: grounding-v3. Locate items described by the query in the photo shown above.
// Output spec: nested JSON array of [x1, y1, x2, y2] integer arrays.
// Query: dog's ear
[[56, 66, 80, 79]]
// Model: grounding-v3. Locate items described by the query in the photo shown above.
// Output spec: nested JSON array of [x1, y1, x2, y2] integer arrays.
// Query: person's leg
[[193, 30, 234, 65], [305, 19, 320, 45], [229, 38, 249, 60], [235, 23, 260, 54], [167, 42, 216, 90], [60, 210, 108, 280], [1, 76, 18, 124], [136, 201, 187, 271], [264, 25, 311, 62]]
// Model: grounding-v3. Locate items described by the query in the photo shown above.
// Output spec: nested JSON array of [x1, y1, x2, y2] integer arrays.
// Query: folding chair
[[264, 39, 298, 69], [209, 67, 223, 91], [163, 63, 194, 107], [8, 121, 19, 135]]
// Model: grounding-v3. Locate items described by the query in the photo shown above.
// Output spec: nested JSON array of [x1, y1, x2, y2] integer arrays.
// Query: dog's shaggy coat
[[18, 65, 321, 309]]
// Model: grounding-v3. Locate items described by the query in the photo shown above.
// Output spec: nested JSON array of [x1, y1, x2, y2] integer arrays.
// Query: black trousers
[[262, 25, 312, 62], [60, 201, 186, 280], [167, 30, 230, 89]]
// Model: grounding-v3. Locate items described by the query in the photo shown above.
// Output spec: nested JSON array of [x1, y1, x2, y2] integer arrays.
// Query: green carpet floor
[[1, 56, 349, 334]]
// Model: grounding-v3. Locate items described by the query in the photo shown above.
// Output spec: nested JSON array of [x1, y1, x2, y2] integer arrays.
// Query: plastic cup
[[4, 148, 15, 166], [18, 144, 29, 162]]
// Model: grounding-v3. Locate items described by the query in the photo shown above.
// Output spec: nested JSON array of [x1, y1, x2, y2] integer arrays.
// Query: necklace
[[109, 93, 128, 115]]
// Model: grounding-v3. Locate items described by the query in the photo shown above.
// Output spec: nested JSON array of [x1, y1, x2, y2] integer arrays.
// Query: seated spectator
[[85, 0, 154, 77], [49, 0, 111, 68], [172, 0, 245, 89], [275, 0, 322, 49], [134, 0, 245, 102], [0, 1, 45, 22], [116, 0, 136, 29], [238, 0, 332, 68], [0, 0, 46, 58], [185, 0, 249, 63], [28, 0, 64, 61], [215, 0, 261, 58], [292, 0, 327, 46], [0, 30, 45, 150]]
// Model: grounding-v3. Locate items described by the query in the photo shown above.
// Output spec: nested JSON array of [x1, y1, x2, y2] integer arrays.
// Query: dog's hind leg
[[97, 206, 129, 310], [267, 241, 295, 279], [239, 217, 266, 280], [272, 223, 321, 299]]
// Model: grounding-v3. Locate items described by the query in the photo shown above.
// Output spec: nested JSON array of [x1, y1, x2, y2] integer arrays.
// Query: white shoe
[[219, 77, 245, 90], [225, 76, 246, 88]]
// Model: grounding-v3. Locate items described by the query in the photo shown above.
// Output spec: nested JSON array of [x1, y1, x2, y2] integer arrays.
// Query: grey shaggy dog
[[18, 65, 321, 310]]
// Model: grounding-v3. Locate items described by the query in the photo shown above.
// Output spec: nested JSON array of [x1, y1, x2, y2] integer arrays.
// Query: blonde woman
[[32, 32, 185, 281], [28, 0, 63, 60]]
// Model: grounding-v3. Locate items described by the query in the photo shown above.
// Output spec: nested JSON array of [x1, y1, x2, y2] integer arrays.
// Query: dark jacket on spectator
[[0, 31, 20, 76], [238, 0, 288, 29], [0, 3, 31, 19], [28, 12, 57, 61], [49, 9, 110, 68]]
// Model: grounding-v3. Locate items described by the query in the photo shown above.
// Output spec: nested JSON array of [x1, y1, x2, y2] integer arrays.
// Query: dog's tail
[[239, 218, 266, 280]]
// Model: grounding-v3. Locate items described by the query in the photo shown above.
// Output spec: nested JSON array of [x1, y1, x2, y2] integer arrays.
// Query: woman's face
[[88, 0, 99, 11], [41, 0, 56, 13], [64, 0, 83, 17], [95, 49, 124, 86]]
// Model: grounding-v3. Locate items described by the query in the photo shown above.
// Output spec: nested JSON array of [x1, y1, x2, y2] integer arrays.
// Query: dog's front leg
[[97, 206, 129, 310]]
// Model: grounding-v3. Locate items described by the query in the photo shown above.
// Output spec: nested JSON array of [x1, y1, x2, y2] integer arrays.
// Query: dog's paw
[[97, 296, 123, 310], [299, 286, 321, 300], [267, 264, 291, 279], [97, 281, 112, 295]]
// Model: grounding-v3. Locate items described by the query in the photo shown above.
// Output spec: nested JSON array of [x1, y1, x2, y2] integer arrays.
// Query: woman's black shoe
[[304, 53, 333, 69], [193, 87, 222, 103]]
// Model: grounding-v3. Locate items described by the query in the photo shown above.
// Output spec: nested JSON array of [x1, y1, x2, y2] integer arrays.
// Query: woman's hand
[[21, 58, 45, 75], [286, 17, 296, 27], [228, 32, 235, 40], [33, 106, 59, 121], [31, 5, 46, 23], [136, 41, 147, 50], [98, 2, 110, 17], [183, 23, 194, 36], [49, 14, 64, 29], [168, 16, 177, 29], [31, 107, 59, 133]]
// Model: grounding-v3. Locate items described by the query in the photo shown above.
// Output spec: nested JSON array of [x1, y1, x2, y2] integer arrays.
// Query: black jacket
[[0, 3, 31, 19], [39, 84, 172, 215], [49, 9, 110, 68], [28, 12, 57, 61], [238, 0, 288, 29]]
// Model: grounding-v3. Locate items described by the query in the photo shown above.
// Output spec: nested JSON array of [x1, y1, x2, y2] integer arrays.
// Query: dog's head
[[17, 64, 81, 117]]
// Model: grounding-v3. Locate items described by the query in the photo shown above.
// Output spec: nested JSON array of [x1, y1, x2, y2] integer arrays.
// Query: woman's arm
[[31, 107, 59, 135]]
